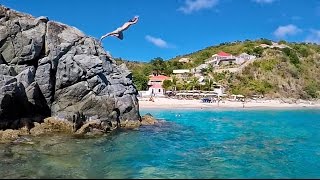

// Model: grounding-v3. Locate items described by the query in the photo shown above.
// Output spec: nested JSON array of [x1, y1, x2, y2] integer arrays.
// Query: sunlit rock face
[[0, 5, 141, 131]]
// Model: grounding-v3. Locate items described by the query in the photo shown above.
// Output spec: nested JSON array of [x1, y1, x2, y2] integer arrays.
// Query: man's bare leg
[[100, 31, 118, 41], [100, 33, 110, 42]]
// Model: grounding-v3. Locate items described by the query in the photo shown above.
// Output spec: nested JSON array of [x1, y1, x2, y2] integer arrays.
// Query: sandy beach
[[138, 97, 320, 110]]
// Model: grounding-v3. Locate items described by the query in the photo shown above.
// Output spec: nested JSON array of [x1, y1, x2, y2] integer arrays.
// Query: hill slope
[[121, 39, 320, 99]]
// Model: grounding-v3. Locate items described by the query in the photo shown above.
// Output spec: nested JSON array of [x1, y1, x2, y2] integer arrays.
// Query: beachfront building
[[230, 94, 245, 101], [174, 83, 225, 100], [147, 75, 171, 97], [212, 84, 225, 96], [148, 84, 165, 97]]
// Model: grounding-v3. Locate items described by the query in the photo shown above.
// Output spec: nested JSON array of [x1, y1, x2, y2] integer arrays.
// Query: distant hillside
[[223, 45, 320, 99], [118, 39, 320, 99]]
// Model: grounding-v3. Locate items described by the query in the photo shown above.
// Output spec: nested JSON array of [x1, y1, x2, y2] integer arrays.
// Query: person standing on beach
[[100, 16, 139, 41], [242, 98, 245, 108]]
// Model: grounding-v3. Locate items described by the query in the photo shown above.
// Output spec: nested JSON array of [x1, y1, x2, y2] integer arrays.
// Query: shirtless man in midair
[[100, 16, 139, 41]]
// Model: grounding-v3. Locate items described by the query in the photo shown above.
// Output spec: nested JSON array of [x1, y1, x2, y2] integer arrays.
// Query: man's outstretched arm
[[117, 16, 139, 32]]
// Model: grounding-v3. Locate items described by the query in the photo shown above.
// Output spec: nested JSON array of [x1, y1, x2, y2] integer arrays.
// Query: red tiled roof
[[150, 84, 162, 88], [149, 75, 170, 81], [217, 51, 231, 57]]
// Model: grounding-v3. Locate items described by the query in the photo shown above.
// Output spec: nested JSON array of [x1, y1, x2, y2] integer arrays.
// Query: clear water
[[1, 109, 320, 178]]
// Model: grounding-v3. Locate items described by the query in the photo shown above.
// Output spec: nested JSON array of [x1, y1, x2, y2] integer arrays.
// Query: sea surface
[[0, 109, 320, 178]]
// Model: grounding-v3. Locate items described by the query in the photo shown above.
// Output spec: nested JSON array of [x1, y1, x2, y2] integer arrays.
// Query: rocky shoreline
[[0, 114, 159, 143]]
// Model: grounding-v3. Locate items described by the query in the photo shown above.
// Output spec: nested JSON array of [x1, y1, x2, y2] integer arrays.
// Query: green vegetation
[[259, 38, 273, 45], [292, 44, 311, 57], [162, 80, 173, 90], [116, 39, 320, 99], [252, 47, 264, 57], [132, 72, 149, 91], [278, 40, 287, 44], [281, 47, 300, 67], [150, 57, 165, 76], [114, 58, 151, 91], [253, 58, 277, 71], [304, 82, 319, 98], [115, 56, 188, 91]]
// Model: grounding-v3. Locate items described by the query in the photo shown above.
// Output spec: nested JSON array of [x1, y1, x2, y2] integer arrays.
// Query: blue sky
[[1, 0, 320, 62]]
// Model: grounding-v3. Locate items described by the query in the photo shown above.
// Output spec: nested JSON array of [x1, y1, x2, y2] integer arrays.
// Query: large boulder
[[0, 5, 141, 132]]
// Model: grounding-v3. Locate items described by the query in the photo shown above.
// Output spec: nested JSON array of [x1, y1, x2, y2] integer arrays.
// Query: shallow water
[[0, 109, 320, 178]]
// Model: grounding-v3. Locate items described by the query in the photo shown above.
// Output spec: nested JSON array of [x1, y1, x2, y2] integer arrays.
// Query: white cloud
[[305, 29, 320, 44], [253, 0, 276, 4], [273, 24, 302, 38], [178, 0, 219, 14], [145, 35, 169, 48]]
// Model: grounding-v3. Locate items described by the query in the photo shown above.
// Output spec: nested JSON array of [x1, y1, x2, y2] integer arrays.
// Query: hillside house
[[205, 51, 237, 66], [259, 44, 270, 48], [172, 69, 190, 80], [258, 42, 290, 49], [191, 64, 209, 76], [205, 51, 256, 67], [236, 53, 256, 64], [178, 57, 190, 63]]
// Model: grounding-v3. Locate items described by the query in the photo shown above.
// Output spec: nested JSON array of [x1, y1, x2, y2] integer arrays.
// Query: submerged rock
[[75, 119, 113, 135], [0, 127, 30, 143], [141, 113, 159, 126], [12, 136, 34, 145], [0, 5, 141, 134], [29, 117, 74, 136]]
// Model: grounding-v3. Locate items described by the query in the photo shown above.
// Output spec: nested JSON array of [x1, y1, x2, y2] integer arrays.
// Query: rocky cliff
[[0, 5, 141, 132]]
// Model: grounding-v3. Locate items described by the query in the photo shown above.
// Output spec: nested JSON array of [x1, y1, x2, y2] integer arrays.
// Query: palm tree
[[189, 77, 200, 90], [204, 78, 214, 91], [176, 80, 187, 91], [172, 76, 178, 92]]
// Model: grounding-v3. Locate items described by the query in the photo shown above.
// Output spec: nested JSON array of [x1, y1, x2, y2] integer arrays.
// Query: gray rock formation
[[0, 5, 141, 131]]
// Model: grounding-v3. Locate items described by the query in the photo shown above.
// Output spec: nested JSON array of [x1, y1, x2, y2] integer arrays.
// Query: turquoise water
[[1, 109, 320, 178]]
